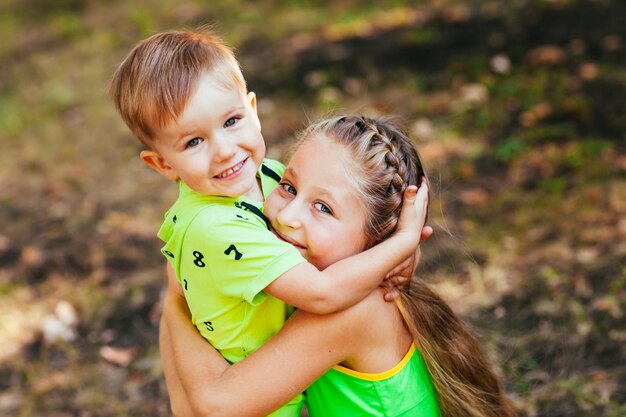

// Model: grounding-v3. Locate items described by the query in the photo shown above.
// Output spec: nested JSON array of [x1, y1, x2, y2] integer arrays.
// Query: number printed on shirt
[[192, 250, 206, 267], [224, 244, 243, 260]]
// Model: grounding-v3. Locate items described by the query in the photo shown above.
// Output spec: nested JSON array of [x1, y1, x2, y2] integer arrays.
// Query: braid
[[366, 120, 408, 240]]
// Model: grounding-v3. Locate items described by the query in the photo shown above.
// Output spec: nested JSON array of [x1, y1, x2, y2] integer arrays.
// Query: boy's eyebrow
[[168, 130, 199, 148], [176, 129, 198, 141], [227, 105, 248, 118], [173, 105, 247, 142]]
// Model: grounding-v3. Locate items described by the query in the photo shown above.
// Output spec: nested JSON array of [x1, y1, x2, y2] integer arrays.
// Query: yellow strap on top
[[331, 343, 417, 381]]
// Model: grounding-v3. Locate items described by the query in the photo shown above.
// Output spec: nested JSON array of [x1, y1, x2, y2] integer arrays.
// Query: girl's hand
[[382, 225, 433, 301], [383, 179, 431, 301], [395, 179, 429, 242]]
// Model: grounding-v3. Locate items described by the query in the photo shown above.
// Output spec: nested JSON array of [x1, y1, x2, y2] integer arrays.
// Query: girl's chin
[[307, 256, 332, 271]]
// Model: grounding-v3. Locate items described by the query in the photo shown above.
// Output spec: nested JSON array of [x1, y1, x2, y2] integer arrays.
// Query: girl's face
[[264, 137, 370, 270]]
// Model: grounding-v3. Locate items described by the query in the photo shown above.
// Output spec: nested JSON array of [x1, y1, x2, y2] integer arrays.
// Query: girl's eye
[[224, 117, 239, 127], [314, 202, 332, 214], [186, 137, 202, 148], [280, 183, 296, 195]]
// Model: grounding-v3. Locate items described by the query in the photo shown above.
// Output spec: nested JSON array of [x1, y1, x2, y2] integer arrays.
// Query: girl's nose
[[276, 200, 303, 229]]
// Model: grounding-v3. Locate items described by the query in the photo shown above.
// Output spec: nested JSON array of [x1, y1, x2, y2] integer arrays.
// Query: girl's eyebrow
[[283, 167, 298, 180], [314, 188, 339, 207]]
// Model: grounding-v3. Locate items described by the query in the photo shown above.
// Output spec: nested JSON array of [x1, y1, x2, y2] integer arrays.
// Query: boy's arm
[[265, 182, 429, 314]]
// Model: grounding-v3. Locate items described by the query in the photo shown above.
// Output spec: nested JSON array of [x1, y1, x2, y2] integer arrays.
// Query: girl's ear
[[140, 150, 179, 181]]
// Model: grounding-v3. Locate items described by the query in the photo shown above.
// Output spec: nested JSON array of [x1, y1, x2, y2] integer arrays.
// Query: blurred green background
[[0, 0, 624, 416]]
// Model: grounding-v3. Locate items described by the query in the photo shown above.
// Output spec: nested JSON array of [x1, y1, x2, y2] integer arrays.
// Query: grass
[[1, 0, 625, 415]]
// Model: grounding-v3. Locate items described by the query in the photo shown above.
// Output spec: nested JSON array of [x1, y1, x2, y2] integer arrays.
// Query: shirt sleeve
[[182, 208, 307, 305]]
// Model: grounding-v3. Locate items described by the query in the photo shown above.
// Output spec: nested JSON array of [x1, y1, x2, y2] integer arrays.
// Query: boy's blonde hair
[[108, 27, 246, 147]]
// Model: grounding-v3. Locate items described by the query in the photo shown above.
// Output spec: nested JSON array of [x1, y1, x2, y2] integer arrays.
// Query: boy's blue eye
[[186, 137, 202, 148], [224, 117, 238, 127], [281, 183, 296, 195], [314, 202, 332, 214]]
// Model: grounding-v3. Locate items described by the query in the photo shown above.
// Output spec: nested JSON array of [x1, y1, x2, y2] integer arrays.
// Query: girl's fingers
[[382, 287, 400, 302], [415, 179, 429, 220], [420, 226, 434, 243], [404, 185, 418, 202]]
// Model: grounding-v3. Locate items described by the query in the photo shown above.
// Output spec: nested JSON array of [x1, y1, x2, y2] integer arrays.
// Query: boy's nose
[[212, 136, 237, 162]]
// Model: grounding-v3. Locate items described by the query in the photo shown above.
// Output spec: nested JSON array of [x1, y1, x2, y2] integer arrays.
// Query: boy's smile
[[141, 71, 265, 201], [215, 158, 247, 179]]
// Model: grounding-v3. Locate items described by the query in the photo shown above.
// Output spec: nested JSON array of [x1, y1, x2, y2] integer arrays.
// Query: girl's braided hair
[[298, 115, 427, 247]]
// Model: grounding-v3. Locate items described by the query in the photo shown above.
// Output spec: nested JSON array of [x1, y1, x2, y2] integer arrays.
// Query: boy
[[109, 28, 426, 416]]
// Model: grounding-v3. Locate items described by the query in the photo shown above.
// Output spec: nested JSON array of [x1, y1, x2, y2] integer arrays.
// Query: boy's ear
[[247, 91, 261, 131], [140, 150, 179, 181]]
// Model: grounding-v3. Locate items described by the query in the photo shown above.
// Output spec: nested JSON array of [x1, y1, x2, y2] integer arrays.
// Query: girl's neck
[[338, 290, 412, 374]]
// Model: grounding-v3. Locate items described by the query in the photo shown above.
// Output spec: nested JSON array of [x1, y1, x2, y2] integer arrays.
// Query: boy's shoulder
[[190, 199, 267, 232], [260, 158, 285, 179], [258, 158, 285, 200], [167, 193, 262, 233], [157, 183, 243, 243], [158, 193, 275, 263]]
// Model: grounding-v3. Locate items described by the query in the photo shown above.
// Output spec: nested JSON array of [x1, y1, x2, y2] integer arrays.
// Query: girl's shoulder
[[334, 289, 413, 373], [332, 289, 405, 340], [294, 289, 393, 342]]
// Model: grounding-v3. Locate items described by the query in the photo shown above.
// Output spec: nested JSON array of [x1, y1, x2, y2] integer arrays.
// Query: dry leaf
[[100, 345, 140, 367]]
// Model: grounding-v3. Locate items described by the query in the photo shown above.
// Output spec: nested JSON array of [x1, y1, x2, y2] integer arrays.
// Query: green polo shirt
[[158, 159, 306, 417]]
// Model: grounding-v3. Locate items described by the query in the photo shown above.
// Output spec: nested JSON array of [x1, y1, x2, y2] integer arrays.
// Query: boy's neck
[[244, 178, 264, 202]]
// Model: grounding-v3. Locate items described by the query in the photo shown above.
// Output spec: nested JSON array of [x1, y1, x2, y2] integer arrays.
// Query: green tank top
[[304, 344, 440, 417]]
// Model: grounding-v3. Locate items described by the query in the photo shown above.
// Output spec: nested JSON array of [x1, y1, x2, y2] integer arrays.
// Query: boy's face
[[141, 72, 265, 200], [264, 138, 369, 270]]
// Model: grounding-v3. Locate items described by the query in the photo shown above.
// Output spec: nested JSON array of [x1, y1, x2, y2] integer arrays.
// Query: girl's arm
[[265, 182, 429, 314], [162, 266, 368, 417], [160, 263, 211, 416], [160, 305, 196, 417]]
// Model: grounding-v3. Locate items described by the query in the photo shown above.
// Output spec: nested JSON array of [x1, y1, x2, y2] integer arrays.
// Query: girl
[[161, 115, 517, 417]]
